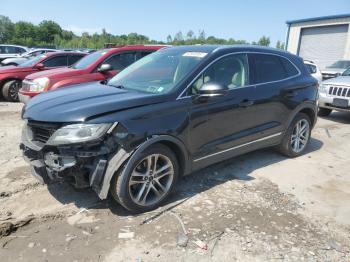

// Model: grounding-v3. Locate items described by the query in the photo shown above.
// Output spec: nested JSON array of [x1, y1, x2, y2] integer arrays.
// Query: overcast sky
[[1, 0, 349, 44]]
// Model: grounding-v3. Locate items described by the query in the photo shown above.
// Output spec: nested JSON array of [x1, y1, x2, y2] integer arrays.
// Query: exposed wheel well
[[157, 140, 186, 177], [299, 108, 316, 127]]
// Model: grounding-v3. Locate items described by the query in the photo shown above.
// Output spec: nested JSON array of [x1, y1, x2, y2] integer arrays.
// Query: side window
[[43, 55, 68, 67], [16, 47, 26, 54], [252, 54, 298, 84], [190, 53, 249, 95], [68, 55, 83, 65], [281, 57, 299, 77], [104, 53, 136, 71], [6, 46, 16, 54], [135, 51, 153, 60]]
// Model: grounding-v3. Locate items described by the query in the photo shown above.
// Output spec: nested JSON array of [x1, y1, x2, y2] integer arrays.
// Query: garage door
[[298, 24, 349, 70]]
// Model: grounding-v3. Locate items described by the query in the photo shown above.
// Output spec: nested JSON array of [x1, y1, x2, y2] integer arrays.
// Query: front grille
[[328, 86, 350, 97], [28, 121, 60, 144]]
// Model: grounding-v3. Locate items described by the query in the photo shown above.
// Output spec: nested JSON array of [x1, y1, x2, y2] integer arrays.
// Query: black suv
[[20, 45, 318, 212]]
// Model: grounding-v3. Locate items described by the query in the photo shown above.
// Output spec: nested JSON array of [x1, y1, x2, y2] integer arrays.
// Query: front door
[[188, 53, 260, 167]]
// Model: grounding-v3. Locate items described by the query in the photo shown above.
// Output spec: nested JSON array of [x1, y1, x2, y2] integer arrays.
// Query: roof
[[286, 13, 350, 25], [163, 44, 292, 56]]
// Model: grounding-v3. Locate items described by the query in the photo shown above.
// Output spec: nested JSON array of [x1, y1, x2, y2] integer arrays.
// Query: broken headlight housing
[[47, 123, 112, 146]]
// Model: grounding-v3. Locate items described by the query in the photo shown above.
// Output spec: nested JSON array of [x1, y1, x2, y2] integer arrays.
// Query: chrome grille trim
[[327, 85, 350, 97]]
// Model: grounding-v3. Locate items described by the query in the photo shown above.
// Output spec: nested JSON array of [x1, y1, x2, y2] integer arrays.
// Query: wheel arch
[[286, 102, 317, 129], [0, 77, 22, 88], [97, 135, 190, 200]]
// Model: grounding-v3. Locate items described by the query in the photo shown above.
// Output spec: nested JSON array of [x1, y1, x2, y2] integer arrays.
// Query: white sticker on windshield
[[183, 52, 208, 58], [157, 87, 164, 92]]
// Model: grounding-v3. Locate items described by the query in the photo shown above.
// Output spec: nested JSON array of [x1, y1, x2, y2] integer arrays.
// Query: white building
[[286, 14, 350, 69]]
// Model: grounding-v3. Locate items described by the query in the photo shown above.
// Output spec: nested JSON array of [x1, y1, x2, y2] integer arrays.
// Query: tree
[[257, 36, 270, 46], [173, 31, 184, 42], [166, 35, 172, 43], [37, 20, 62, 43], [276, 40, 285, 50], [186, 30, 195, 40], [198, 30, 206, 41], [0, 15, 14, 43]]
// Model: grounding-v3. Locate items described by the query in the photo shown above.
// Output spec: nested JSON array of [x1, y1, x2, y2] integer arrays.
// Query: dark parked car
[[20, 45, 318, 212], [0, 52, 86, 101]]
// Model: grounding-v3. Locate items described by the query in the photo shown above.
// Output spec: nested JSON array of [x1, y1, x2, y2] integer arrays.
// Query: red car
[[0, 52, 86, 101], [19, 45, 165, 103]]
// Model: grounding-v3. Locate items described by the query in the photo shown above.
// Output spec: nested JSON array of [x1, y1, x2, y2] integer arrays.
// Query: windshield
[[328, 60, 350, 69], [72, 49, 107, 69], [18, 55, 45, 67], [342, 68, 350, 76], [108, 49, 207, 94]]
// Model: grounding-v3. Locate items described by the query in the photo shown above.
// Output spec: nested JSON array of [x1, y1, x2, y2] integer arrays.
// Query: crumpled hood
[[25, 67, 78, 80], [0, 65, 32, 74], [321, 68, 346, 75], [23, 81, 165, 122], [323, 76, 350, 86]]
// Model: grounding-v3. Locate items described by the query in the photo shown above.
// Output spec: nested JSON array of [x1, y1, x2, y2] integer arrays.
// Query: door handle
[[239, 99, 254, 107]]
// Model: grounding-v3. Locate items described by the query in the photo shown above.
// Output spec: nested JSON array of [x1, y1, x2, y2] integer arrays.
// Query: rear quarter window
[[252, 54, 299, 84]]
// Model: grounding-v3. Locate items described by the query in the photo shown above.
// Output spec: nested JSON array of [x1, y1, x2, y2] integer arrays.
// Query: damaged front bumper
[[20, 122, 131, 199]]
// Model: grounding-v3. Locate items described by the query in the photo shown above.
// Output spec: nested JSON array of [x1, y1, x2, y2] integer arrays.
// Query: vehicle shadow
[[46, 137, 323, 217], [321, 111, 350, 124]]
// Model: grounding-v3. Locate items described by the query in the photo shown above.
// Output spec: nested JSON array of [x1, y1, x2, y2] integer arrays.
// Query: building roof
[[286, 13, 350, 25]]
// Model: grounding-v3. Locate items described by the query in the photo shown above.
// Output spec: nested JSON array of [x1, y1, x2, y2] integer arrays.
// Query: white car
[[318, 67, 350, 116], [0, 44, 28, 62], [304, 60, 322, 84], [321, 60, 350, 80], [1, 49, 60, 66]]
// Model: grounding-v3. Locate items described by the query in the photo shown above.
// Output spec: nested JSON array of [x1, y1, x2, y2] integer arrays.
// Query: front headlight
[[28, 77, 50, 92], [319, 84, 327, 94], [47, 123, 112, 145]]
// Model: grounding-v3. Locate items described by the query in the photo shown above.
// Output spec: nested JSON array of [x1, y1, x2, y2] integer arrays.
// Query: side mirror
[[98, 64, 112, 73], [198, 82, 229, 97], [33, 63, 44, 70]]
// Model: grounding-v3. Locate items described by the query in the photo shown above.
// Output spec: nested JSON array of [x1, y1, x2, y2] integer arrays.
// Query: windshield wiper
[[108, 83, 125, 89]]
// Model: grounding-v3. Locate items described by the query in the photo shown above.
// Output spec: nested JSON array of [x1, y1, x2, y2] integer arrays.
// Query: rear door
[[249, 53, 300, 137], [42, 54, 69, 70]]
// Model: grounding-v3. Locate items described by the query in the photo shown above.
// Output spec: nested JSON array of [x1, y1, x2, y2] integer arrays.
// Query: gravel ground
[[0, 101, 349, 262]]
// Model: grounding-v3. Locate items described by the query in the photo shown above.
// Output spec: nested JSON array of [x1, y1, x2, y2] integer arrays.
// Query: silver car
[[318, 67, 350, 116], [0, 44, 28, 62], [1, 49, 59, 66]]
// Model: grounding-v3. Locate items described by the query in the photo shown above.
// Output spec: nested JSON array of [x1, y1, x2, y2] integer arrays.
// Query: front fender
[[97, 134, 189, 199]]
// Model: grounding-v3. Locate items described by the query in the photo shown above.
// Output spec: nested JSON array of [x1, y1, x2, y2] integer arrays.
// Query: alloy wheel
[[290, 119, 310, 153], [128, 154, 174, 206], [9, 81, 20, 101]]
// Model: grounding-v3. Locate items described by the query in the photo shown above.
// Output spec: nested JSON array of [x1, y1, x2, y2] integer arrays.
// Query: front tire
[[318, 107, 332, 117], [110, 144, 179, 212], [2, 80, 21, 102], [278, 113, 311, 157]]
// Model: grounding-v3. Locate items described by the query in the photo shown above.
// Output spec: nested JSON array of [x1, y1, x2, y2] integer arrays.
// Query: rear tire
[[2, 80, 21, 102], [278, 113, 311, 158], [110, 144, 179, 213], [318, 107, 332, 117]]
